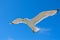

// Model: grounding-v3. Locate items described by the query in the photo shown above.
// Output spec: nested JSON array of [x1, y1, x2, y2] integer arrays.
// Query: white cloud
[[39, 28, 51, 35], [8, 37, 14, 40]]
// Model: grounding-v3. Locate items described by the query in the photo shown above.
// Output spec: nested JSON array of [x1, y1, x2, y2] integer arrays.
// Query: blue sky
[[0, 0, 60, 40]]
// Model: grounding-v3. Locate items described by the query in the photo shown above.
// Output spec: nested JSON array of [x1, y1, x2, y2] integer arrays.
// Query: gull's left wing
[[31, 9, 58, 25], [11, 18, 23, 24]]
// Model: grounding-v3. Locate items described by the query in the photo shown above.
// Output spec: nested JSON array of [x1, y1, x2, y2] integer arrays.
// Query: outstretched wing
[[11, 18, 23, 24], [31, 9, 58, 25]]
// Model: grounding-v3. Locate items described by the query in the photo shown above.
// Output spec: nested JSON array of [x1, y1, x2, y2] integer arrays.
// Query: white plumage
[[10, 9, 58, 32]]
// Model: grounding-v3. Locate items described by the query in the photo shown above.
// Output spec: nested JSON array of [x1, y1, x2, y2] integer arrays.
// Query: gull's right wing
[[31, 9, 59, 25]]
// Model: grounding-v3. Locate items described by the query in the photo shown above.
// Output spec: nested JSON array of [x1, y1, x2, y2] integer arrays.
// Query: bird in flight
[[10, 9, 59, 32]]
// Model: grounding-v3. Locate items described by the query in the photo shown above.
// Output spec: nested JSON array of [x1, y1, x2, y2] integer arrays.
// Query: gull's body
[[11, 9, 58, 32]]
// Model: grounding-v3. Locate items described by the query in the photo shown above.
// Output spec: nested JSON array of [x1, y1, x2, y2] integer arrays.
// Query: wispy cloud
[[8, 37, 14, 40], [39, 28, 51, 35]]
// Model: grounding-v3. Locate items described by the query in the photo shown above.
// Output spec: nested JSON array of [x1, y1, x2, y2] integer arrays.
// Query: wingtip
[[49, 9, 59, 16], [56, 9, 59, 14], [10, 22, 14, 24], [57, 9, 59, 12]]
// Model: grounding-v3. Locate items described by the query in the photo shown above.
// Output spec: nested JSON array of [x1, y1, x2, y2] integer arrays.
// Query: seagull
[[10, 9, 59, 32]]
